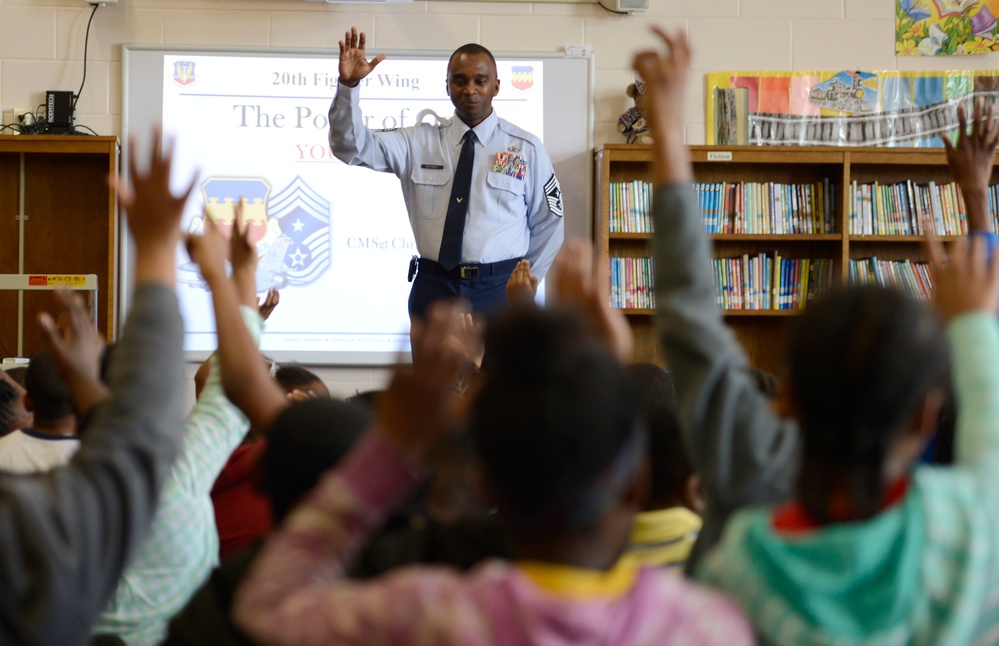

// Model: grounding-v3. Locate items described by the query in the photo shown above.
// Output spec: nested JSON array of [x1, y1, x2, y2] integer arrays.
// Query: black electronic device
[[46, 90, 75, 130]]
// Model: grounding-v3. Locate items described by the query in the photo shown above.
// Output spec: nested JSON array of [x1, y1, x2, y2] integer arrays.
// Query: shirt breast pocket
[[485, 171, 527, 222], [411, 167, 450, 219]]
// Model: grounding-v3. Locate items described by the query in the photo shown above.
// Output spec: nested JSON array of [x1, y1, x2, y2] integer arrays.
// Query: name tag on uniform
[[421, 164, 444, 170], [492, 152, 527, 180]]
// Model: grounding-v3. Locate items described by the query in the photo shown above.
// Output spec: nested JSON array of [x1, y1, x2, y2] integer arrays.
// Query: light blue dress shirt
[[329, 82, 564, 281]]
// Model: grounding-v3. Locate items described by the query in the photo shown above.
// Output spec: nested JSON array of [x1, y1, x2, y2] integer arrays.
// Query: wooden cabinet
[[0, 136, 118, 358], [595, 144, 968, 375]]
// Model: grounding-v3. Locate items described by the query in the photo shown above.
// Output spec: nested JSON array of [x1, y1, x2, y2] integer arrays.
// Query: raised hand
[[506, 259, 539, 305], [229, 199, 259, 307], [551, 238, 634, 363], [258, 288, 280, 320], [942, 98, 999, 231], [338, 27, 386, 88], [185, 215, 229, 286], [632, 27, 693, 185], [379, 301, 469, 462], [943, 98, 999, 191], [926, 231, 999, 321], [113, 126, 197, 255], [37, 289, 110, 415], [632, 27, 691, 135]]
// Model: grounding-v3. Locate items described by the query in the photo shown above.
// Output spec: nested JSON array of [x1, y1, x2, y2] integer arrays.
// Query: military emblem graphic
[[180, 176, 332, 291], [173, 61, 197, 86], [511, 66, 534, 92]]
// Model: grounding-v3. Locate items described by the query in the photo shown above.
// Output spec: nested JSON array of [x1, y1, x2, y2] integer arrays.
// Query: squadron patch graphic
[[511, 66, 534, 92], [180, 176, 332, 291]]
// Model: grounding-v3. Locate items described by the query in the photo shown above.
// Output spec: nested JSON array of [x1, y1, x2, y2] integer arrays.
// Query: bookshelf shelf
[[594, 144, 983, 373], [850, 235, 963, 243]]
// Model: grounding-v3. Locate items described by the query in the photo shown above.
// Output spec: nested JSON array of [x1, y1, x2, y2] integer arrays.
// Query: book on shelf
[[693, 180, 836, 234], [849, 257, 934, 300], [608, 180, 653, 233], [709, 253, 833, 311], [849, 179, 968, 235], [610, 257, 656, 310]]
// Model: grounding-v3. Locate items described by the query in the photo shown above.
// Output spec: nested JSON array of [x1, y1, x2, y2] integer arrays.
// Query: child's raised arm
[[927, 232, 999, 467], [943, 98, 999, 233], [639, 28, 799, 569]]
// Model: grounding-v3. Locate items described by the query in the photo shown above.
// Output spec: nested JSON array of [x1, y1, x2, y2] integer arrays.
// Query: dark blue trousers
[[408, 258, 520, 320]]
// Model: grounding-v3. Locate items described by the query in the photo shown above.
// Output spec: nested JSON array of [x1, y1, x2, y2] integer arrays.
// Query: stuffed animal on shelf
[[617, 80, 653, 144]]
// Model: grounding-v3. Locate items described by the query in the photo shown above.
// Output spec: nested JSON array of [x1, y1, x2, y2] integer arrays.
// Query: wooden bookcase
[[594, 144, 973, 375], [0, 136, 119, 358]]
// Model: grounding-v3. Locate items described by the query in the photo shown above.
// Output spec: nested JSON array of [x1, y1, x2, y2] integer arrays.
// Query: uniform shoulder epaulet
[[496, 118, 543, 150]]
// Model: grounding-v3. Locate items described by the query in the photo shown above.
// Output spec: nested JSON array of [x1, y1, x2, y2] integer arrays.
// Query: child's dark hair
[[274, 365, 323, 394], [0, 379, 18, 435], [471, 306, 642, 530], [788, 286, 949, 523], [626, 363, 676, 412], [645, 407, 694, 510], [263, 398, 370, 521], [25, 350, 73, 423]]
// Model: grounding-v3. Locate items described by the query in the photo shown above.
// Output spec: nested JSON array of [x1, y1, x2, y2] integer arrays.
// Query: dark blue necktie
[[438, 130, 476, 271]]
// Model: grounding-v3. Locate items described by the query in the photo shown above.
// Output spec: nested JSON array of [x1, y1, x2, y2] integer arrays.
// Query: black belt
[[417, 257, 521, 280]]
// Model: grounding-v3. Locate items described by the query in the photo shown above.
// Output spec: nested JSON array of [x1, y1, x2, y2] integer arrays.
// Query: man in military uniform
[[329, 27, 564, 319]]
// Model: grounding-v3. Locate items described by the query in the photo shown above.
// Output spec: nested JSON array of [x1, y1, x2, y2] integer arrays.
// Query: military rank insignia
[[492, 151, 527, 180], [545, 173, 564, 217]]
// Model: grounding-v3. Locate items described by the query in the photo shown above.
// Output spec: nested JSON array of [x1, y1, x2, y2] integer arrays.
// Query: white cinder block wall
[[3, 0, 997, 399]]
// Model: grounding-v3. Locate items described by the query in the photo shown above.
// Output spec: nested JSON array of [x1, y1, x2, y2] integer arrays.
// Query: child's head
[[24, 350, 74, 426], [263, 398, 369, 521], [274, 365, 329, 398], [471, 306, 645, 538], [645, 407, 701, 514], [625, 363, 676, 411], [0, 373, 29, 436], [787, 286, 949, 522]]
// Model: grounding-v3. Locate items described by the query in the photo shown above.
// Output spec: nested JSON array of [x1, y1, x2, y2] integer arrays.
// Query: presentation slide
[[161, 54, 544, 360], [123, 45, 592, 364]]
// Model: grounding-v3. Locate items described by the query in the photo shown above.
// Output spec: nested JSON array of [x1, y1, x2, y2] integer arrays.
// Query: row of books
[[608, 181, 653, 233], [849, 180, 967, 236], [848, 257, 934, 300], [610, 255, 935, 311], [984, 185, 999, 234], [712, 254, 834, 311], [696, 180, 837, 235], [610, 257, 655, 309], [609, 180, 837, 235]]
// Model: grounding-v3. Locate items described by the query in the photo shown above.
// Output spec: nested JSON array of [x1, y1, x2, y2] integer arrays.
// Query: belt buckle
[[459, 266, 479, 279]]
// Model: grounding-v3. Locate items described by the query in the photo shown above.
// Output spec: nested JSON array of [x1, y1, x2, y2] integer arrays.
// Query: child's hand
[[37, 289, 110, 415], [506, 259, 538, 305], [185, 216, 229, 286], [631, 27, 690, 135], [258, 289, 280, 320], [942, 98, 999, 194], [927, 232, 999, 320], [230, 199, 258, 275], [380, 301, 469, 462], [113, 126, 196, 254], [551, 238, 633, 363]]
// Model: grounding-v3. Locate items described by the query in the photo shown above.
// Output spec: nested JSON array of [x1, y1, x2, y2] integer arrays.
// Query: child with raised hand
[[641, 25, 999, 644], [232, 275, 752, 642], [637, 26, 800, 572], [943, 97, 999, 236], [0, 127, 192, 644], [93, 201, 264, 644]]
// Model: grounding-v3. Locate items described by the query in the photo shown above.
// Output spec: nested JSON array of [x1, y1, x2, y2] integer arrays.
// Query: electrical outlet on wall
[[87, 0, 118, 5]]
